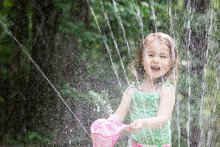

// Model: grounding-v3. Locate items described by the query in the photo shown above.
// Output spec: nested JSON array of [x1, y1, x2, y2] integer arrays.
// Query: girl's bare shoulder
[[160, 86, 175, 99], [124, 84, 136, 97]]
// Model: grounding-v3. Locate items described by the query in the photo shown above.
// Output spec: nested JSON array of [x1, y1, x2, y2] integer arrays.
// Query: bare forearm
[[107, 86, 133, 123], [140, 116, 168, 129], [108, 114, 125, 123], [127, 116, 169, 134]]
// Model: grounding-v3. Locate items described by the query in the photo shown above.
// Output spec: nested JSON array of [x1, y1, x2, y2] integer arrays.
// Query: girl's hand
[[126, 119, 143, 134]]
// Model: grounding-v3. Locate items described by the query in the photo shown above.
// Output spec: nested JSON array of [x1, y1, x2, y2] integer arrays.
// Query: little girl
[[108, 32, 179, 147]]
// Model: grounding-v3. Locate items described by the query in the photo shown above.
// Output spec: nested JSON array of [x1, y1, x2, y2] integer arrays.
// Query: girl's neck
[[142, 77, 161, 90], [138, 79, 159, 93], [142, 76, 156, 85], [143, 75, 167, 86]]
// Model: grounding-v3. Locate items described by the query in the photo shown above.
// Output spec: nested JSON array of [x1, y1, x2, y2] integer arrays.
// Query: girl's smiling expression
[[142, 40, 172, 81]]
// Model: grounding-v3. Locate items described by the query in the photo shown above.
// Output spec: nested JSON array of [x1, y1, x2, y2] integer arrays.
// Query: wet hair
[[129, 32, 179, 86]]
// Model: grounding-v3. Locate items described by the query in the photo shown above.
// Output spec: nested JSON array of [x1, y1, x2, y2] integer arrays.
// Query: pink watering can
[[91, 119, 132, 147]]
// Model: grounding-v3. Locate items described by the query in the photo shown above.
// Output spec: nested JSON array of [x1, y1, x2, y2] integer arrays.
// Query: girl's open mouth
[[151, 67, 160, 72]]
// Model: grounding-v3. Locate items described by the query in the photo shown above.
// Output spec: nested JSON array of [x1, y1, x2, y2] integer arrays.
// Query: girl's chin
[[146, 76, 161, 81], [146, 71, 165, 80], [151, 74, 164, 80]]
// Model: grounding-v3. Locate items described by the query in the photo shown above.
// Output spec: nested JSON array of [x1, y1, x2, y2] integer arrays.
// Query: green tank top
[[130, 80, 174, 145]]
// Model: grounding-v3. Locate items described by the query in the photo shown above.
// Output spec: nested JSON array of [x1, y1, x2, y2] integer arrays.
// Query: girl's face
[[142, 40, 172, 81]]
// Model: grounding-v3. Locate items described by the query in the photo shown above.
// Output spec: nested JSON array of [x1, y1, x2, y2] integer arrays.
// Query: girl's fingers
[[126, 120, 142, 134], [126, 126, 136, 134]]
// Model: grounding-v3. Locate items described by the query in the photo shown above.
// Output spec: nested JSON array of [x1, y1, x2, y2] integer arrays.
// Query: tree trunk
[[25, 0, 61, 138], [0, 0, 3, 9], [0, 0, 29, 143], [26, 0, 90, 145]]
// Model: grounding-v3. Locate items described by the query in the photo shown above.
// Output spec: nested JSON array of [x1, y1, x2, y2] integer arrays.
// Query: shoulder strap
[[159, 80, 175, 92], [131, 81, 141, 92]]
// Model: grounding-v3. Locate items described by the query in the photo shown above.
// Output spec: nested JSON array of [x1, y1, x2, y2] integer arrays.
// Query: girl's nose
[[152, 57, 160, 64]]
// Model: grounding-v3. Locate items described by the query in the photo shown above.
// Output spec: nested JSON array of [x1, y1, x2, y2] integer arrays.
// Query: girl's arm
[[108, 86, 134, 123], [128, 87, 175, 134]]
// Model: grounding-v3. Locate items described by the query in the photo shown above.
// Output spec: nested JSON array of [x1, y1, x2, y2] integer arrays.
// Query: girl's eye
[[148, 54, 153, 57], [161, 56, 166, 58]]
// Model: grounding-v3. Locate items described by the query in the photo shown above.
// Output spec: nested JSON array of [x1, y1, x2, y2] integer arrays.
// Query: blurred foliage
[[61, 84, 121, 118], [0, 0, 32, 81], [4, 129, 54, 145], [0, 96, 5, 103]]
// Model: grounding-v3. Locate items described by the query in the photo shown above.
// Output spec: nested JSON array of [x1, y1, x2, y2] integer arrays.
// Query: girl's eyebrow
[[146, 51, 169, 55], [146, 50, 154, 53], [160, 52, 169, 55]]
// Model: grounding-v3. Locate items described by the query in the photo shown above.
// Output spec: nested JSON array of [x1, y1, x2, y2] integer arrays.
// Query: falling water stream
[[168, 1, 181, 146], [0, 0, 219, 146], [100, 0, 130, 86], [186, 1, 192, 146]]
